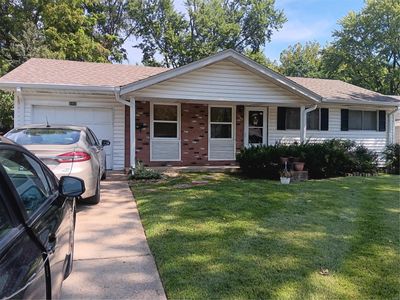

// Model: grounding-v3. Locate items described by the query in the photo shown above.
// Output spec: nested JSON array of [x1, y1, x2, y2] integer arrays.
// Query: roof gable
[[132, 60, 312, 105], [120, 49, 322, 103]]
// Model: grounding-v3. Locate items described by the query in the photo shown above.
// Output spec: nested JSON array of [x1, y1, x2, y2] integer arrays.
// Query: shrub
[[383, 144, 400, 174], [236, 139, 378, 179], [351, 145, 378, 174], [129, 162, 162, 180]]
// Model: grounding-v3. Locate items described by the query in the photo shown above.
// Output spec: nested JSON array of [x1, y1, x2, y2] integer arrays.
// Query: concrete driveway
[[61, 172, 166, 299]]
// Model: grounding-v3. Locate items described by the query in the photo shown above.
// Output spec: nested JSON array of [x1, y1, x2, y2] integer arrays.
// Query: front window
[[6, 128, 81, 145], [307, 109, 320, 130], [152, 104, 179, 138], [285, 108, 300, 130], [349, 110, 377, 130], [210, 107, 233, 138]]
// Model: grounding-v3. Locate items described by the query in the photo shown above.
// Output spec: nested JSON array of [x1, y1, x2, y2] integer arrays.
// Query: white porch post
[[130, 97, 136, 170], [300, 106, 306, 143]]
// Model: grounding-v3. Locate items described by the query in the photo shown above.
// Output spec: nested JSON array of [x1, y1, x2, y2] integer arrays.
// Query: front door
[[244, 107, 267, 147]]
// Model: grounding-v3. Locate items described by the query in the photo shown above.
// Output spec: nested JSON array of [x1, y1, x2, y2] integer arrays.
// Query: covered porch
[[122, 99, 318, 169], [115, 50, 323, 170]]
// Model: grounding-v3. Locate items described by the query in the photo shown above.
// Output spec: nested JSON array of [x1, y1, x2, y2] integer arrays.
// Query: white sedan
[[6, 125, 110, 204]]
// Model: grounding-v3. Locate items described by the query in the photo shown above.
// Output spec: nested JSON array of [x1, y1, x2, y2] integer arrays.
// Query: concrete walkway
[[61, 172, 166, 300]]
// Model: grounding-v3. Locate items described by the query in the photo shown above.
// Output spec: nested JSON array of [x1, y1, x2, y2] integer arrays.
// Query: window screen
[[307, 109, 320, 130], [285, 108, 300, 130], [210, 107, 233, 138], [153, 104, 178, 138]]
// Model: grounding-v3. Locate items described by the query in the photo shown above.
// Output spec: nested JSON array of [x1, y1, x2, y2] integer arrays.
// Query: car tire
[[84, 177, 100, 205]]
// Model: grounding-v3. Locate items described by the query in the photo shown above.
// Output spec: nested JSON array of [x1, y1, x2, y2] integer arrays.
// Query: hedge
[[236, 139, 378, 179]]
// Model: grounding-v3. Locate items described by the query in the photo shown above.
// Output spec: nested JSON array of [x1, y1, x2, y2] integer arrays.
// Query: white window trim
[[348, 109, 378, 131], [208, 105, 236, 161], [244, 107, 268, 147], [150, 102, 181, 161]]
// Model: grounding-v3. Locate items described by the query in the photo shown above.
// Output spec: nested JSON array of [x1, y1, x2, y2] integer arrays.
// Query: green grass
[[131, 174, 400, 299]]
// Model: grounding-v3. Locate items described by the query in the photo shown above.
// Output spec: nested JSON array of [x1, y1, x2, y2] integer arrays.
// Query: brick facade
[[125, 101, 244, 167]]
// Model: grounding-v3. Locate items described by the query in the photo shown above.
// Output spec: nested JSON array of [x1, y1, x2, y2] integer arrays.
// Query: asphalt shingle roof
[[0, 58, 399, 105], [288, 77, 399, 103], [0, 58, 167, 87]]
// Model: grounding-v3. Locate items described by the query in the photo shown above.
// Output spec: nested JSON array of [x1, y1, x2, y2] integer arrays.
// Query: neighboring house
[[392, 96, 400, 144], [0, 50, 399, 170]]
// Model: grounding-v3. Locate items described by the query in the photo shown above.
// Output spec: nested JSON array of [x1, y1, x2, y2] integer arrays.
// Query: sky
[[123, 0, 365, 65]]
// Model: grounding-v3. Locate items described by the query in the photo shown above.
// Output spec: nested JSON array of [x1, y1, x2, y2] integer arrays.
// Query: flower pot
[[293, 162, 305, 171], [280, 177, 291, 184]]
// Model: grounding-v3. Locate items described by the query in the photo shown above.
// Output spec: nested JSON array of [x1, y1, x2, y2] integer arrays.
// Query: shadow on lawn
[[137, 176, 400, 299]]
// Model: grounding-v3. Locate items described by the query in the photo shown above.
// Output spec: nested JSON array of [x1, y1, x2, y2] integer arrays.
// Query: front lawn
[[131, 174, 400, 299]]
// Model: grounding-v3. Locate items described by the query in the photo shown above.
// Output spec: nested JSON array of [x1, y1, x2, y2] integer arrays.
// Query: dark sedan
[[0, 136, 84, 299]]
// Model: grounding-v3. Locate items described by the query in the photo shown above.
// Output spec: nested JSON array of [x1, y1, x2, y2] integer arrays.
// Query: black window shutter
[[378, 110, 386, 131], [341, 109, 349, 131], [320, 108, 329, 131], [277, 107, 286, 130]]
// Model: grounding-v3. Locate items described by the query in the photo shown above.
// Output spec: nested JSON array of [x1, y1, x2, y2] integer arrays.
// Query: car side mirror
[[59, 176, 85, 197], [101, 140, 111, 147]]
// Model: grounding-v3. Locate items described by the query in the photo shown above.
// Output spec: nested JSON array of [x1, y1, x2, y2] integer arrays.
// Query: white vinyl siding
[[134, 61, 310, 105], [12, 91, 125, 170], [268, 106, 388, 155], [208, 105, 236, 160], [150, 103, 181, 161]]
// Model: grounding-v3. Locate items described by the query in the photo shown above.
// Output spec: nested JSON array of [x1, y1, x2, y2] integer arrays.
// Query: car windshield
[[6, 128, 81, 145]]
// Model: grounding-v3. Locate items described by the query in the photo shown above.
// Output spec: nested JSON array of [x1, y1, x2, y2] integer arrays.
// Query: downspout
[[301, 104, 318, 143], [114, 87, 136, 173], [15, 87, 24, 127], [114, 87, 130, 106], [387, 106, 399, 145]]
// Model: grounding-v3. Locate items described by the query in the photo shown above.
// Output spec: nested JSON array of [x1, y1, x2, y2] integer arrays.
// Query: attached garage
[[13, 92, 126, 170], [32, 106, 114, 169]]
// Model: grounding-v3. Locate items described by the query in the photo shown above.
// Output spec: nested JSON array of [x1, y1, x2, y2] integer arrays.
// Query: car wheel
[[84, 177, 100, 205]]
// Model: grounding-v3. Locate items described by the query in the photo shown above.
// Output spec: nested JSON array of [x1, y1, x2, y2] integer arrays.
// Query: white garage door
[[32, 106, 113, 169]]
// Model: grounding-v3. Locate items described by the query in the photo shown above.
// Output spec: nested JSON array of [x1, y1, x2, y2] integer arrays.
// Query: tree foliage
[[279, 41, 324, 78], [0, 0, 131, 131], [127, 0, 286, 67], [321, 0, 400, 95], [0, 92, 13, 133]]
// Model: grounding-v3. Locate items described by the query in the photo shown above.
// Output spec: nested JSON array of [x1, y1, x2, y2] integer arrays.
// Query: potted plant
[[280, 169, 291, 184], [293, 156, 305, 171], [293, 161, 305, 171]]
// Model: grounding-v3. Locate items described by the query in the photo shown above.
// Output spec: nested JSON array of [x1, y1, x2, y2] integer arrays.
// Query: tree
[[86, 0, 131, 63], [0, 0, 132, 131], [279, 42, 324, 77], [0, 92, 13, 133], [127, 0, 286, 67], [321, 0, 400, 95], [41, 0, 111, 63], [244, 49, 280, 72]]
